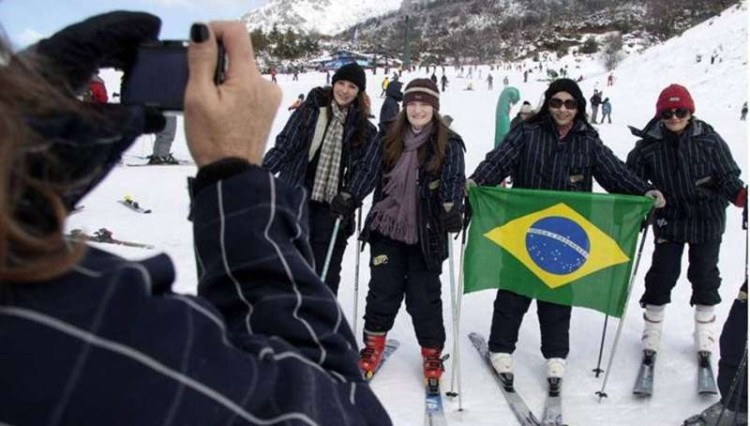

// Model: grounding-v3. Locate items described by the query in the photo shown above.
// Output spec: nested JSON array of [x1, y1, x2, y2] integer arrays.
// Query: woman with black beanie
[[468, 78, 665, 392]]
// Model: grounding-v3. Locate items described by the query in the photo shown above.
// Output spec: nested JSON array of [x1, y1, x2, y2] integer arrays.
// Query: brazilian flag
[[464, 187, 653, 317]]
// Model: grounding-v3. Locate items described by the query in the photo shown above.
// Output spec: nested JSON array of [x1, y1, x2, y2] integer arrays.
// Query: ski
[[633, 350, 656, 396], [127, 161, 193, 167], [541, 378, 565, 426], [469, 332, 541, 426], [119, 197, 151, 214], [424, 377, 448, 426], [697, 351, 719, 395], [365, 339, 400, 382], [68, 228, 154, 249]]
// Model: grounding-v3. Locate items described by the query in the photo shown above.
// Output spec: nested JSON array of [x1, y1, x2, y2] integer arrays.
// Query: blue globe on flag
[[526, 216, 590, 275]]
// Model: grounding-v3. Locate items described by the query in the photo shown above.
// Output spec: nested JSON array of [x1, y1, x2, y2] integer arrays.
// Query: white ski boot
[[694, 305, 716, 353], [642, 304, 665, 352]]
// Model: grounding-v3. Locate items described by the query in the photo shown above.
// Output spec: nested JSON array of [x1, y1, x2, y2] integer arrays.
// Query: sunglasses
[[549, 98, 578, 110], [660, 108, 690, 119]]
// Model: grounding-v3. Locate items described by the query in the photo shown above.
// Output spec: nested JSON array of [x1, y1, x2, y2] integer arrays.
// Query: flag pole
[[596, 210, 654, 401]]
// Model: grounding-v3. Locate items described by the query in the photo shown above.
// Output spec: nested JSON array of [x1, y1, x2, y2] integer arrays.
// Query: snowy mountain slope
[[89, 2, 748, 425], [242, 0, 402, 35]]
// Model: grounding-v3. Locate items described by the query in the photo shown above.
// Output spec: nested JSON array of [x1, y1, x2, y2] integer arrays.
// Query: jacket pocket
[[567, 153, 591, 189]]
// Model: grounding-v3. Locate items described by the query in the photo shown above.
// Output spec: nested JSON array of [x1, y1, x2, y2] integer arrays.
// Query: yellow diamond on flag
[[484, 203, 630, 289]]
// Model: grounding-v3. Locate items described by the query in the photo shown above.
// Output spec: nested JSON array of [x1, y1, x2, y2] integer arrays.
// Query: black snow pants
[[308, 200, 352, 295], [640, 239, 722, 307], [488, 289, 571, 359], [362, 232, 445, 349]]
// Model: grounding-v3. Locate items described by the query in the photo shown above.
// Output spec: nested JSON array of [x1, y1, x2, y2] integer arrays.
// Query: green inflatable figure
[[494, 86, 520, 148]]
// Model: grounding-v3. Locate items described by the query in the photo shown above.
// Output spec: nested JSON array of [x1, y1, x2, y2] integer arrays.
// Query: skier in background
[[626, 84, 746, 366], [600, 97, 612, 124], [147, 115, 179, 164], [379, 79, 403, 129]]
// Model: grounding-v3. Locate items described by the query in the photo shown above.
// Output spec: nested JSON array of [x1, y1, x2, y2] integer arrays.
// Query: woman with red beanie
[[626, 84, 746, 368], [347, 78, 466, 386]]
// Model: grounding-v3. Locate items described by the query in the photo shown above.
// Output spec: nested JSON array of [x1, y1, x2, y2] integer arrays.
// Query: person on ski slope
[[348, 78, 466, 381], [263, 62, 379, 296], [0, 13, 391, 425], [379, 79, 403, 130], [626, 84, 746, 359], [509, 101, 533, 129], [600, 97, 612, 124], [469, 78, 665, 386]]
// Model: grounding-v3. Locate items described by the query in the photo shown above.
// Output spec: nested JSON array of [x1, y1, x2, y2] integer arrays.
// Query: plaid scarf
[[310, 103, 347, 203]]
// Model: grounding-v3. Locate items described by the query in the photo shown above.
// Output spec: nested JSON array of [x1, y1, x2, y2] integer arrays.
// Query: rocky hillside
[[335, 0, 738, 63]]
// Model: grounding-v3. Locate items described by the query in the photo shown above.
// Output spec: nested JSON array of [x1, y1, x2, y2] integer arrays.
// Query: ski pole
[[446, 232, 459, 398], [454, 227, 468, 411], [596, 211, 653, 401], [592, 315, 610, 377], [352, 208, 362, 337], [321, 217, 342, 283]]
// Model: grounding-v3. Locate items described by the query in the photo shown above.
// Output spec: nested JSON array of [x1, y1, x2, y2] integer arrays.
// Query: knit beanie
[[656, 84, 695, 117], [332, 62, 366, 92], [403, 78, 440, 111], [543, 78, 587, 121]]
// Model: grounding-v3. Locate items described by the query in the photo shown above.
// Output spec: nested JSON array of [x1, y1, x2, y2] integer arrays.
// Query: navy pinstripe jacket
[[0, 166, 391, 425], [627, 118, 744, 243], [472, 117, 650, 196], [349, 127, 466, 272], [262, 87, 379, 203]]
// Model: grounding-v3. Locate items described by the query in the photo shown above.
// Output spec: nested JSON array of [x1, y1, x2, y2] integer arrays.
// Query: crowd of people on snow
[[2, 9, 747, 426]]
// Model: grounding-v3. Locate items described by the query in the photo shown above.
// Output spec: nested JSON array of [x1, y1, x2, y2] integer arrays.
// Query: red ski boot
[[359, 332, 386, 380], [422, 347, 445, 390]]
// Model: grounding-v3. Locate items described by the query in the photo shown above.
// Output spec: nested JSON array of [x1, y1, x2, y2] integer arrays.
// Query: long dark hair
[[0, 37, 86, 282], [382, 110, 450, 174]]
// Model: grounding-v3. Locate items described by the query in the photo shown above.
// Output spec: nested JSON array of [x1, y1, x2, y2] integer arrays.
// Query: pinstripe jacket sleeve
[[192, 165, 391, 424], [440, 134, 466, 207], [346, 130, 384, 202], [470, 125, 525, 186], [591, 137, 651, 195], [708, 132, 744, 202], [262, 105, 307, 174]]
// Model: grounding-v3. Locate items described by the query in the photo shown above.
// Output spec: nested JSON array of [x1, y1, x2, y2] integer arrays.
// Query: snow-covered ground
[[84, 3, 748, 424]]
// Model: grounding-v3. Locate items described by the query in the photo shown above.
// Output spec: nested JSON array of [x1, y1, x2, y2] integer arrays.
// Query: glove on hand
[[645, 189, 666, 209], [440, 203, 463, 233], [20, 12, 165, 211], [33, 11, 161, 93], [330, 192, 356, 218]]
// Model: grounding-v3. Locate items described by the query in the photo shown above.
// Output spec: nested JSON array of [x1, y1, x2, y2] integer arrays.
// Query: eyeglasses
[[549, 98, 578, 110], [660, 108, 690, 119]]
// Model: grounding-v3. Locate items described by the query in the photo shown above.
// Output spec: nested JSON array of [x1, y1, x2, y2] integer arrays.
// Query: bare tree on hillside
[[601, 32, 624, 71]]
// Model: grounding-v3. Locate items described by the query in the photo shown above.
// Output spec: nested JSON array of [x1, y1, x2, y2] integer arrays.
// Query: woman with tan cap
[[348, 78, 466, 384]]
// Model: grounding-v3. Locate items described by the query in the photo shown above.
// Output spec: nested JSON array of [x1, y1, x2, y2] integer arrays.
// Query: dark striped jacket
[[627, 117, 744, 243], [472, 117, 650, 196], [0, 166, 391, 425], [349, 126, 466, 272], [262, 87, 379, 203]]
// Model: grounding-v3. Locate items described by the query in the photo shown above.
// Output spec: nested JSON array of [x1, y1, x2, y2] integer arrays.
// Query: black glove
[[440, 203, 463, 233], [330, 192, 357, 218], [32, 11, 161, 94], [18, 12, 165, 211]]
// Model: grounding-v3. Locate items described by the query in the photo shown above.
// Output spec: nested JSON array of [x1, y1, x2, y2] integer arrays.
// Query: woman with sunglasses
[[626, 84, 745, 362], [469, 78, 664, 388]]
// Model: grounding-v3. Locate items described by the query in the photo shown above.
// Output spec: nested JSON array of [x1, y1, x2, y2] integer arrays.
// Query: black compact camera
[[121, 40, 225, 111]]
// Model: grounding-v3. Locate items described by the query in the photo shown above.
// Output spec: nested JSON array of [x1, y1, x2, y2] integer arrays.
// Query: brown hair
[[382, 110, 449, 174], [0, 39, 85, 282]]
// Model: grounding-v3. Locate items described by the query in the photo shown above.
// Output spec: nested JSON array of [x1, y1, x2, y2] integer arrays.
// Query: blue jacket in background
[[0, 165, 391, 425], [379, 81, 403, 130]]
